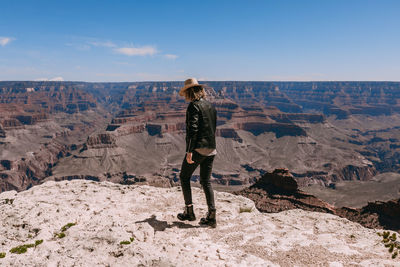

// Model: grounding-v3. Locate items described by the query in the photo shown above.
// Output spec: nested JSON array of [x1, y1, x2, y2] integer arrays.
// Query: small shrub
[[9, 244, 34, 254], [0, 252, 5, 258], [35, 240, 43, 247], [56, 232, 66, 239], [4, 199, 14, 205], [10, 246, 27, 254], [378, 231, 400, 259], [130, 237, 134, 242], [61, 222, 76, 232], [54, 222, 76, 238], [120, 240, 131, 245]]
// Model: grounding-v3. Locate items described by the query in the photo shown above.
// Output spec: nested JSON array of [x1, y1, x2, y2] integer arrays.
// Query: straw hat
[[179, 78, 204, 96]]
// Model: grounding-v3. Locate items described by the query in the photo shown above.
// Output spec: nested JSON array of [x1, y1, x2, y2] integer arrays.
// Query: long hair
[[184, 86, 206, 102]]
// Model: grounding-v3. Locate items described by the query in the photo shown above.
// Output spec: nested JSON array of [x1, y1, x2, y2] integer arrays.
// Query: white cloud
[[164, 54, 178, 60], [50, 76, 64, 81], [0, 37, 14, 46], [34, 76, 64, 81], [115, 46, 158, 56]]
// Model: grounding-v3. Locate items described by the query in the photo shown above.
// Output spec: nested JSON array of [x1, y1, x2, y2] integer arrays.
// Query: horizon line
[[1, 80, 400, 83]]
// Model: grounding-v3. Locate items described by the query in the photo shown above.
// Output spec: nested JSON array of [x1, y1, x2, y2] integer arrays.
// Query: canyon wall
[[1, 81, 400, 192]]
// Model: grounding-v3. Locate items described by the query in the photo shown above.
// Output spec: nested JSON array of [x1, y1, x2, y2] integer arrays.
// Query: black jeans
[[179, 150, 216, 211]]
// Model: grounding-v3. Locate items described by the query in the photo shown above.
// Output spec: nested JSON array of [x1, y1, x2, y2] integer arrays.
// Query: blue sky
[[0, 0, 399, 81]]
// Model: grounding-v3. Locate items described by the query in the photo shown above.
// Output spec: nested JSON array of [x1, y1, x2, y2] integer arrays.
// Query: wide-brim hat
[[179, 78, 204, 96]]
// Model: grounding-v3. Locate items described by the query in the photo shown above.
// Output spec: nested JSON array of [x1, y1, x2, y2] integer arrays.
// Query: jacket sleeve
[[186, 102, 200, 153]]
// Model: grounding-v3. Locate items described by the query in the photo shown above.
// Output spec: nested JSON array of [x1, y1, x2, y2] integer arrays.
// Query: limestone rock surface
[[0, 180, 398, 266]]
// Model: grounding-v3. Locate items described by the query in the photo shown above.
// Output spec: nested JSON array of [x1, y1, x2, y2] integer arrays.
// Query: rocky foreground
[[0, 180, 398, 266]]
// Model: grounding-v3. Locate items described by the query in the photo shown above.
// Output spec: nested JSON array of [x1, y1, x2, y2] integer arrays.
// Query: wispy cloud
[[164, 54, 178, 60], [34, 76, 64, 81], [66, 42, 91, 51], [68, 37, 172, 58], [88, 40, 116, 48], [115, 46, 158, 56], [50, 76, 64, 81], [0, 37, 14, 46]]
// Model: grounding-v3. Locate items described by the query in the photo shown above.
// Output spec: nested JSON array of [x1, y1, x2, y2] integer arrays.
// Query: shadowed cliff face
[[236, 169, 336, 214], [236, 169, 400, 231]]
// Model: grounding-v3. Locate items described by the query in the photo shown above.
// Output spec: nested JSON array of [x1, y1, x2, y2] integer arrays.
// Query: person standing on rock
[[177, 78, 218, 228]]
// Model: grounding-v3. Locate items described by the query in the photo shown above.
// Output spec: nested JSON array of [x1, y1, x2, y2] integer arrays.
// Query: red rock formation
[[146, 122, 186, 137], [270, 113, 325, 123], [333, 165, 377, 181], [114, 124, 146, 136], [0, 85, 97, 138], [215, 128, 242, 142], [359, 199, 400, 230], [234, 122, 307, 137], [237, 168, 400, 231], [0, 124, 5, 138], [85, 133, 117, 149], [336, 198, 400, 231], [0, 118, 23, 129], [0, 141, 69, 193], [236, 169, 335, 213]]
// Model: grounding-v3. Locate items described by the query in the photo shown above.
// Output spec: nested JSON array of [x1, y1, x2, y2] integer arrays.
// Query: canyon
[[0, 81, 400, 211]]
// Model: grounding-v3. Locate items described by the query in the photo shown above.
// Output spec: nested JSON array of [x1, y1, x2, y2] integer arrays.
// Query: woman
[[177, 78, 217, 228]]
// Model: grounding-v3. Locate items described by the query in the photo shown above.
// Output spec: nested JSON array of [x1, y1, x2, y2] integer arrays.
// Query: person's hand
[[186, 152, 195, 164]]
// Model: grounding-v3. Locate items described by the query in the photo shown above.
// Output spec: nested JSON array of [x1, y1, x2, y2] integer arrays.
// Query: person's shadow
[[135, 215, 201, 232]]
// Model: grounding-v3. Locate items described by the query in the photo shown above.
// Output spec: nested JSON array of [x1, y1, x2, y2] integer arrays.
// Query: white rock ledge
[[0, 180, 398, 266]]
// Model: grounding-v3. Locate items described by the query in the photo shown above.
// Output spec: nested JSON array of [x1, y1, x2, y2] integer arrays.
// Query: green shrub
[[54, 222, 76, 239], [0, 252, 5, 258], [35, 240, 43, 247], [378, 231, 400, 259], [61, 222, 76, 232], [4, 199, 14, 205], [120, 240, 131, 245], [56, 232, 66, 239], [9, 243, 34, 254]]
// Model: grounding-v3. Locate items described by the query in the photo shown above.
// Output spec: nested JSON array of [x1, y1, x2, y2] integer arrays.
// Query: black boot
[[177, 204, 196, 221], [199, 209, 216, 228]]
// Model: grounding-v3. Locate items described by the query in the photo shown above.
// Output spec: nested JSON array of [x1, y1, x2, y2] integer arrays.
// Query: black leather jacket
[[185, 98, 217, 153]]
